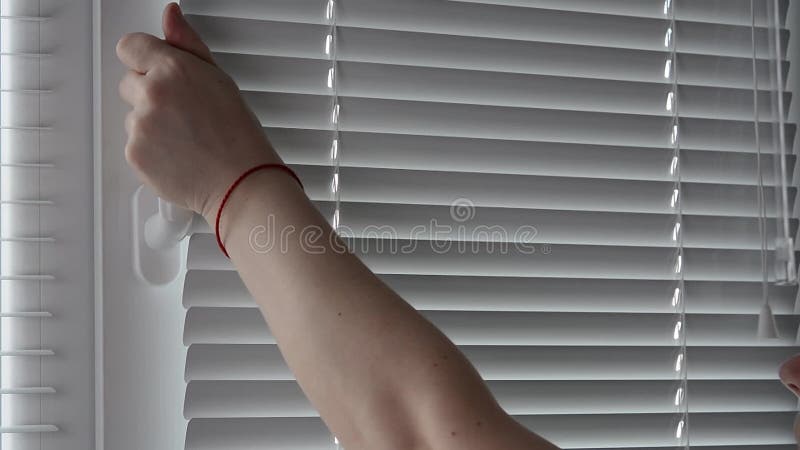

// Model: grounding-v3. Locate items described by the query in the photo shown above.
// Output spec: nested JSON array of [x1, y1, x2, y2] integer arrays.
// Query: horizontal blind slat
[[183, 307, 800, 347], [515, 412, 795, 447], [184, 379, 794, 418], [241, 92, 793, 153], [183, 271, 797, 314], [184, 412, 796, 449], [185, 344, 799, 382], [447, 0, 785, 27], [272, 165, 787, 217], [262, 129, 790, 183]]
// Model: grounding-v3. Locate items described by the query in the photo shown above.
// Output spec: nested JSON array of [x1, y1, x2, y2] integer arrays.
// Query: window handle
[[132, 186, 194, 285], [145, 198, 194, 250]]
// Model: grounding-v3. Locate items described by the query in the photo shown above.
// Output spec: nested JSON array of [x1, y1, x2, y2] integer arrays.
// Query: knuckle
[[124, 133, 153, 171], [124, 142, 143, 169], [160, 53, 183, 74], [115, 33, 132, 57], [142, 80, 165, 105], [116, 32, 146, 55]]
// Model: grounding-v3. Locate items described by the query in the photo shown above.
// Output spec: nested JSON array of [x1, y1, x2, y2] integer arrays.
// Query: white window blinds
[[1, 0, 94, 448], [0, 4, 57, 439], [180, 0, 799, 448]]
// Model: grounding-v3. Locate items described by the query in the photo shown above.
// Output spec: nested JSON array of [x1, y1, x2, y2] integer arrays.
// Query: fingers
[[117, 4, 215, 80], [116, 32, 174, 74], [162, 2, 215, 65], [118, 70, 145, 106]]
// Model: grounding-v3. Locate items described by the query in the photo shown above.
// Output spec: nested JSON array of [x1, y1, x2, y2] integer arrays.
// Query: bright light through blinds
[[0, 0, 58, 444], [180, 0, 799, 448]]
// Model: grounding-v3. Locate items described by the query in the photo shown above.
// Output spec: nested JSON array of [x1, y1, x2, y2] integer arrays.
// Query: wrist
[[199, 140, 285, 224], [207, 165, 304, 255]]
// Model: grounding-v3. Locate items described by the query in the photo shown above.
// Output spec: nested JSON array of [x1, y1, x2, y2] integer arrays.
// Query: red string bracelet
[[215, 163, 304, 258]]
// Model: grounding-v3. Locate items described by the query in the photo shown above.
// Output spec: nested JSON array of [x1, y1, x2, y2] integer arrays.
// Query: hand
[[117, 2, 282, 222]]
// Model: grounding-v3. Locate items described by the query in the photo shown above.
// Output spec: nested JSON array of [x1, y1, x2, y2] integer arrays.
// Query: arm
[[117, 4, 560, 450], [217, 162, 556, 450]]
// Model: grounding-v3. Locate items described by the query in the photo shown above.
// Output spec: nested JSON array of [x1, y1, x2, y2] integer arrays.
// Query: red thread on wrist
[[215, 163, 304, 258]]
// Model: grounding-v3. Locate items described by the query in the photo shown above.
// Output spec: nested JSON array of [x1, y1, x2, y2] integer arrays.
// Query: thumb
[[162, 2, 215, 65]]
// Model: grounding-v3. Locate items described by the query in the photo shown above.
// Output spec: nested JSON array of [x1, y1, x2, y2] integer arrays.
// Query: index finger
[[116, 32, 172, 74]]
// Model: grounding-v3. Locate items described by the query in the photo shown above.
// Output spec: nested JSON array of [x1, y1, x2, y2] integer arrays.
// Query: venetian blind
[[180, 0, 799, 448]]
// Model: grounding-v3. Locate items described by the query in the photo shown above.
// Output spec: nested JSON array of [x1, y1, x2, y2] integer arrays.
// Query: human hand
[[117, 2, 282, 222], [778, 355, 800, 442]]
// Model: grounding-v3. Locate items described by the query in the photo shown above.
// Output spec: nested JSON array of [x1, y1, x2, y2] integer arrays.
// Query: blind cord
[[327, 0, 343, 235], [327, 2, 344, 448], [751, 0, 770, 310], [665, 1, 691, 446], [751, 0, 781, 341]]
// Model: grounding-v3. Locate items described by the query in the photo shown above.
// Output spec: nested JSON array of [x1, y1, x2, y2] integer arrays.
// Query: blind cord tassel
[[757, 303, 779, 339]]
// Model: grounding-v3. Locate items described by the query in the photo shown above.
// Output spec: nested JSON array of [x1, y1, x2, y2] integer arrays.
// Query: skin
[[779, 355, 800, 443], [117, 4, 560, 450]]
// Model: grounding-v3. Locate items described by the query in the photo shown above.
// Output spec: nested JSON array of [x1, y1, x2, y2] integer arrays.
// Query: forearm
[[212, 170, 537, 450]]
